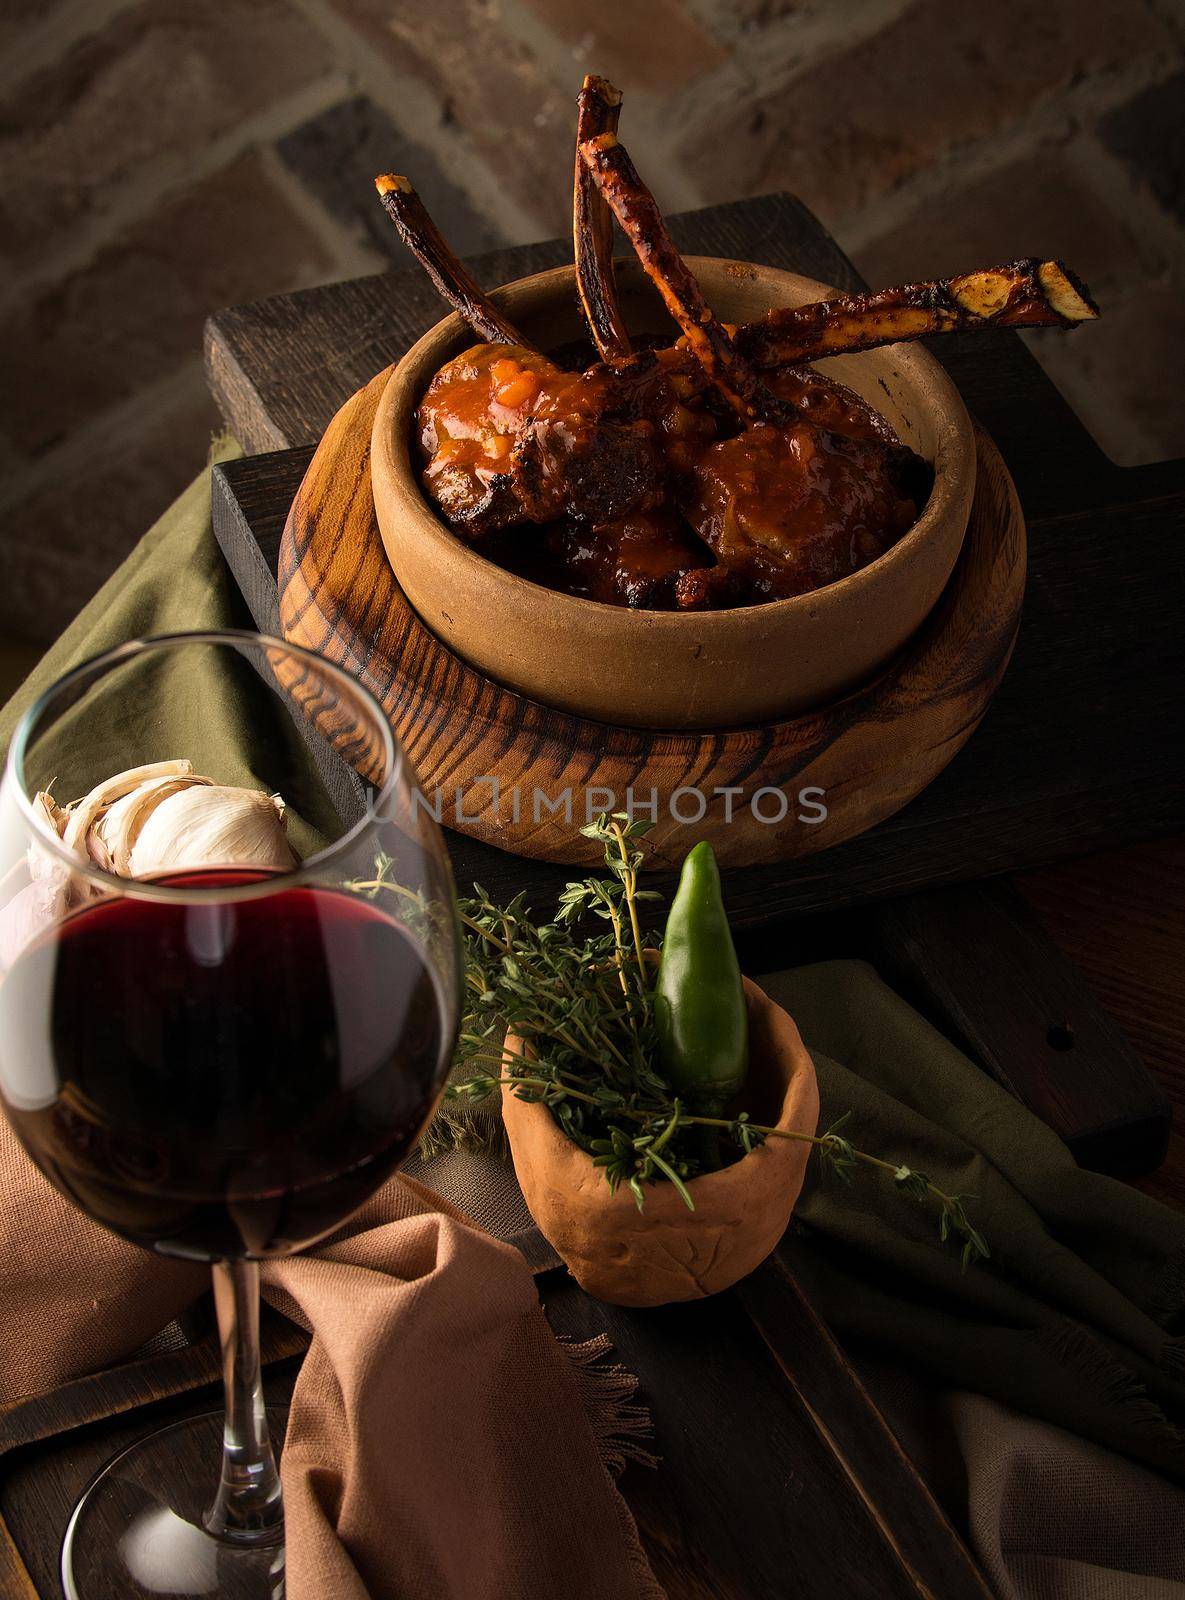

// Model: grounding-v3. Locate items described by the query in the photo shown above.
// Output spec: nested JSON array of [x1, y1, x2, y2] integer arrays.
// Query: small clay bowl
[[371, 256, 976, 730], [501, 973, 820, 1307]]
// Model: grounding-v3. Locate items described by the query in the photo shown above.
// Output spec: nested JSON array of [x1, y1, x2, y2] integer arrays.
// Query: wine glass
[[0, 632, 461, 1600]]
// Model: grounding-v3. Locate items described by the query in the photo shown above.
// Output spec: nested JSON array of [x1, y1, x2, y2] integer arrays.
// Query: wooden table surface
[[1017, 839, 1185, 1210]]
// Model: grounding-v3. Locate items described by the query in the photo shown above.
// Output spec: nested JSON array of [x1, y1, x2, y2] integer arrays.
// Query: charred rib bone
[[375, 173, 529, 348], [573, 76, 632, 363], [734, 259, 1099, 368], [579, 131, 791, 426]]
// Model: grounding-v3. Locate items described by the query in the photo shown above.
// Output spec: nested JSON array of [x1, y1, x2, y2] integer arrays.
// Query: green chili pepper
[[655, 840, 749, 1116]]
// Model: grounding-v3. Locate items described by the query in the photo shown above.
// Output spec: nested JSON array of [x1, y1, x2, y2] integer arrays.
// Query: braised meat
[[376, 76, 1097, 612], [417, 344, 557, 534], [685, 421, 924, 601]]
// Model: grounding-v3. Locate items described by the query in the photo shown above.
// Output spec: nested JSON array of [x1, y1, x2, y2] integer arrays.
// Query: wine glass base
[[61, 1408, 288, 1600]]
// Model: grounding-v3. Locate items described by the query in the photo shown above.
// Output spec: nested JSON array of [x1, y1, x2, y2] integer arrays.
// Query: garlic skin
[[94, 774, 212, 875], [28, 790, 70, 884], [2, 763, 297, 971], [127, 785, 296, 879], [27, 761, 297, 885], [61, 759, 198, 860]]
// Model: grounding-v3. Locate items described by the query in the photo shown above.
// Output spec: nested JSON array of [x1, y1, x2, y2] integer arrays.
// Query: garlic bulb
[[4, 760, 298, 971], [60, 759, 199, 862], [94, 774, 212, 875], [28, 760, 297, 883], [128, 785, 295, 878]]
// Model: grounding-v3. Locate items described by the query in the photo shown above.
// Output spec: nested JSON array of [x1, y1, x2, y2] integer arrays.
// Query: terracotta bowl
[[501, 973, 820, 1307], [371, 257, 976, 731]]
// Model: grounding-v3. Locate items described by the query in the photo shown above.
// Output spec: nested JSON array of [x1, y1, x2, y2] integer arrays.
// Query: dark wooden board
[[863, 881, 1171, 1173], [0, 1269, 989, 1600], [1013, 839, 1185, 1211]]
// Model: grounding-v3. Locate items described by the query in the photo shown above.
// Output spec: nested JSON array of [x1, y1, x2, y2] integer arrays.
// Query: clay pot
[[501, 973, 820, 1307], [371, 255, 976, 730]]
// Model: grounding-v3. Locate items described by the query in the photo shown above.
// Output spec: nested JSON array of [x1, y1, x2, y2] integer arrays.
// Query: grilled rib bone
[[573, 76, 632, 363], [734, 258, 1099, 368], [579, 131, 790, 426], [375, 173, 530, 349]]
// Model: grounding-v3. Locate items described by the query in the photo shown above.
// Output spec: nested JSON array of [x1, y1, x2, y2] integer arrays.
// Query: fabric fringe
[[417, 1098, 509, 1163], [1160, 1336, 1185, 1381], [559, 1333, 660, 1476], [207, 428, 239, 465], [1147, 1245, 1185, 1333], [1038, 1319, 1185, 1459]]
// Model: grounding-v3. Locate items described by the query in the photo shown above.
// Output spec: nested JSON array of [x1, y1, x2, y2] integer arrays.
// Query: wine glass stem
[[205, 1259, 284, 1545]]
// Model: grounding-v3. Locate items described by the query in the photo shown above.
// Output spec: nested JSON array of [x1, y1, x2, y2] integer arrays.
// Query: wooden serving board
[[0, 1263, 990, 1600], [278, 369, 1025, 870]]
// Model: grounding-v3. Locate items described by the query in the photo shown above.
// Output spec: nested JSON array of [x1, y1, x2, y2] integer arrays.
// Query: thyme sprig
[[448, 1072, 987, 1263], [351, 815, 989, 1268]]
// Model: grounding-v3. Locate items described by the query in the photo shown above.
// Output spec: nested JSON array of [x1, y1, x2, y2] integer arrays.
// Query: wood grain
[[278, 371, 1024, 869], [1016, 838, 1185, 1209], [863, 880, 1170, 1174], [0, 1317, 306, 1461], [740, 1254, 993, 1599], [542, 1269, 988, 1599]]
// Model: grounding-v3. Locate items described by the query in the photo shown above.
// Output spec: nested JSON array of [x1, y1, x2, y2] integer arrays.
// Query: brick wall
[[1, 0, 1181, 646]]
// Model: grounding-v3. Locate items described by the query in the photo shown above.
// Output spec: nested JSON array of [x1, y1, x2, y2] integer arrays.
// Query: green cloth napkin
[[0, 439, 337, 862], [0, 439, 244, 758], [767, 961, 1185, 1481], [4, 452, 1184, 1487]]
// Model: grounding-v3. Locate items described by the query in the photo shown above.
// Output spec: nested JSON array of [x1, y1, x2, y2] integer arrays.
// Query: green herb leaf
[[348, 817, 988, 1263]]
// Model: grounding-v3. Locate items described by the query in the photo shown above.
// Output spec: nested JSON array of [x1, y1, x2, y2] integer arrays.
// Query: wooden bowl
[[282, 374, 1023, 868], [501, 973, 820, 1306], [371, 257, 976, 731]]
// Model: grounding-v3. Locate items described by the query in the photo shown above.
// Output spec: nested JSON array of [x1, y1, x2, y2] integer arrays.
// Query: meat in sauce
[[382, 87, 1094, 616], [416, 343, 931, 609]]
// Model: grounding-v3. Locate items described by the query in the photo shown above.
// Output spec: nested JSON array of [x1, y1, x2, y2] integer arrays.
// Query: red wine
[[0, 873, 453, 1260]]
